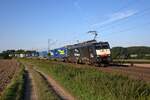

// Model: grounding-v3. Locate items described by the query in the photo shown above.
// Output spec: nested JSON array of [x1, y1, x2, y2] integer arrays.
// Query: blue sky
[[0, 0, 150, 51]]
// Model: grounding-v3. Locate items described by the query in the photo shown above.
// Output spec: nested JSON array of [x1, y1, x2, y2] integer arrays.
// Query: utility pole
[[48, 39, 50, 53], [77, 40, 79, 44]]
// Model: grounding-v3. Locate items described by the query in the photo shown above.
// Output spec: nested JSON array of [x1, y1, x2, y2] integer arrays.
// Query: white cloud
[[91, 10, 138, 28]]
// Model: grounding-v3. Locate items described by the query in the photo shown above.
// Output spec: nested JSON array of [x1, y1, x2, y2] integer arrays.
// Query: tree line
[[0, 50, 39, 59], [111, 46, 150, 59]]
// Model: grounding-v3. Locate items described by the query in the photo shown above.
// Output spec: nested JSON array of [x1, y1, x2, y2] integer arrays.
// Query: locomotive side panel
[[67, 45, 98, 64], [78, 46, 88, 64], [88, 46, 97, 64], [67, 48, 79, 63]]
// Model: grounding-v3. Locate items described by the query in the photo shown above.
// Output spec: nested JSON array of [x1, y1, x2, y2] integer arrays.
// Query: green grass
[[21, 59, 150, 100], [0, 64, 25, 100], [29, 67, 60, 100]]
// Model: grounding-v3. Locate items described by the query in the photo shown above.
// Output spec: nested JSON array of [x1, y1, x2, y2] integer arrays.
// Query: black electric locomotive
[[50, 40, 112, 66]]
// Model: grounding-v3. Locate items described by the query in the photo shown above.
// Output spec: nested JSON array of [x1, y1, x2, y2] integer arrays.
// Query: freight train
[[49, 40, 112, 66]]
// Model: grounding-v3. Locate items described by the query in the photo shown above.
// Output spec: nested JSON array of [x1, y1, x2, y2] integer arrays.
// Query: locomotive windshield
[[95, 43, 111, 56], [95, 43, 110, 49]]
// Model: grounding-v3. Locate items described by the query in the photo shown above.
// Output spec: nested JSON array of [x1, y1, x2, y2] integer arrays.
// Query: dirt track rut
[[34, 68, 75, 100], [24, 67, 38, 100]]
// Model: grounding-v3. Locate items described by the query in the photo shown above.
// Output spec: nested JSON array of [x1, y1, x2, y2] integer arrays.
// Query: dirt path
[[34, 68, 75, 100], [24, 67, 38, 100]]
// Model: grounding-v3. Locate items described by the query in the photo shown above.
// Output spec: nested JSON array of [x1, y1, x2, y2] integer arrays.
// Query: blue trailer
[[49, 47, 68, 60]]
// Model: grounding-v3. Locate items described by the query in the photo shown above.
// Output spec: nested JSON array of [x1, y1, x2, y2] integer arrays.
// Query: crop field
[[0, 60, 20, 93], [0, 59, 25, 100], [20, 59, 150, 100]]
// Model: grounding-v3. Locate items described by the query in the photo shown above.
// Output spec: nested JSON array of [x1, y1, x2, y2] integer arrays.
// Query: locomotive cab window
[[95, 43, 111, 56], [95, 44, 109, 50], [102, 45, 109, 49]]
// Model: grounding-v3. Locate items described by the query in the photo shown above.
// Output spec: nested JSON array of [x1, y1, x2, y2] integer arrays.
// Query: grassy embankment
[[21, 59, 150, 100], [0, 63, 25, 100]]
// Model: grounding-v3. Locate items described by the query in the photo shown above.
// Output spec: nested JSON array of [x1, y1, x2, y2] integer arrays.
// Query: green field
[[20, 59, 150, 100]]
